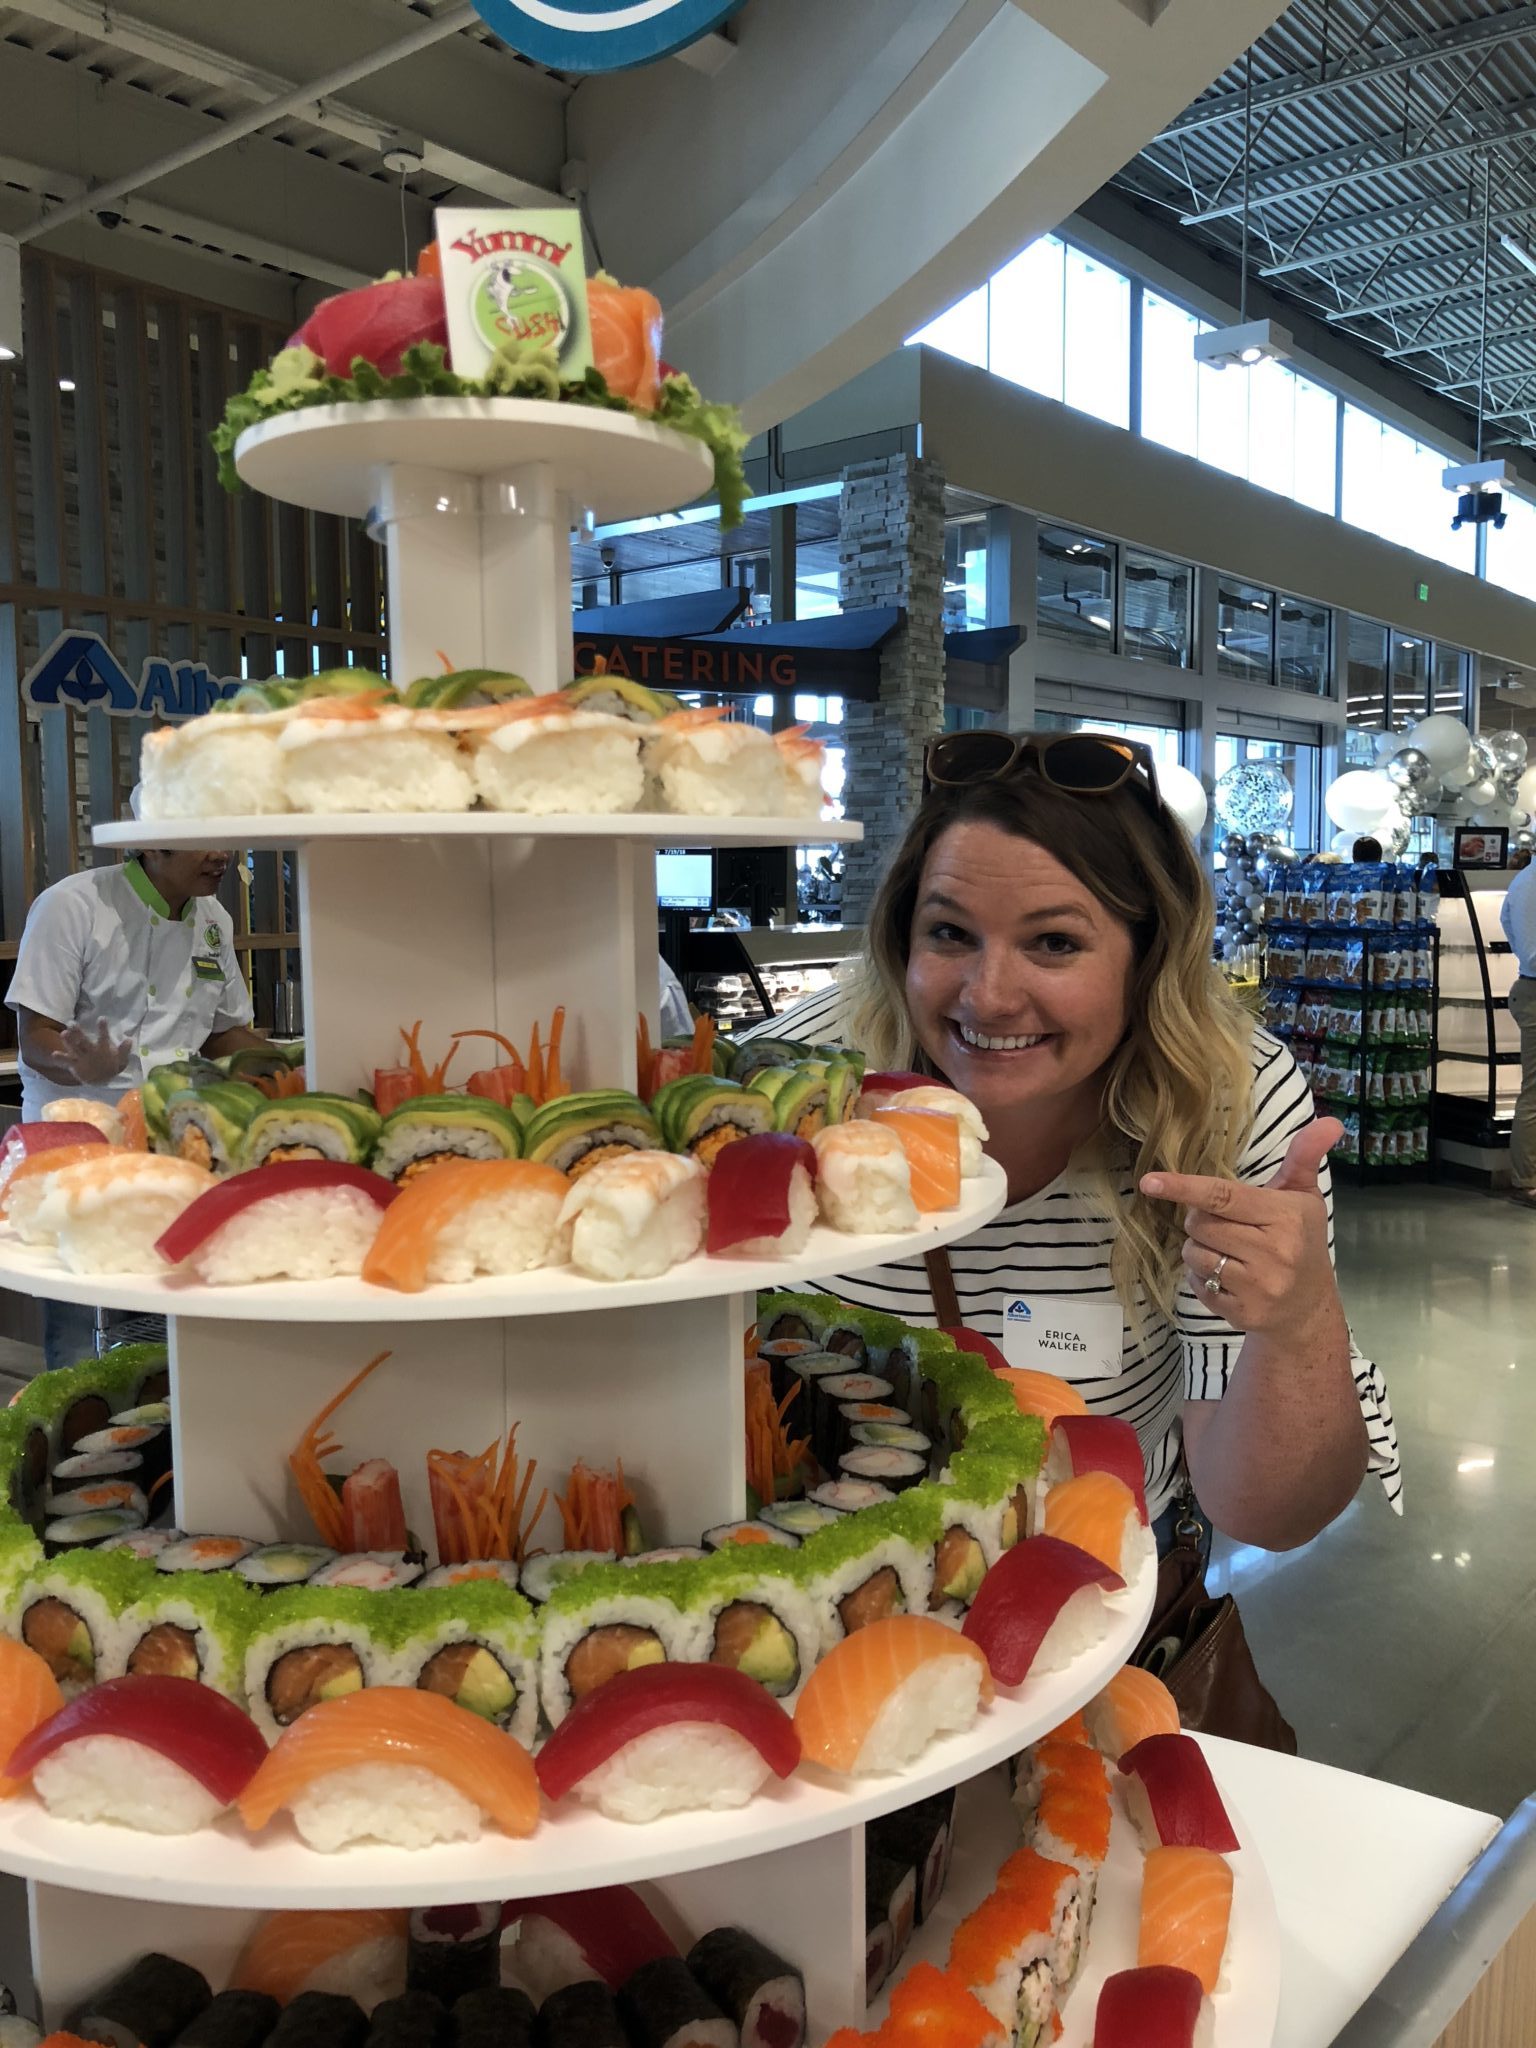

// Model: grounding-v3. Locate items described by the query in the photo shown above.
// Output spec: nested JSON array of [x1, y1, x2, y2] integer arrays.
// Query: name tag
[[192, 955, 223, 982], [1002, 1295, 1124, 1379]]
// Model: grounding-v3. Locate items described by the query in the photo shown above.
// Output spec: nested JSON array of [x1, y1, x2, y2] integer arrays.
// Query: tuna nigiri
[[232, 1908, 409, 2008], [1138, 1847, 1233, 1996], [1044, 1414, 1149, 1523], [238, 1687, 540, 1851], [995, 1370, 1089, 1430], [361, 1158, 571, 1292], [1042, 1472, 1151, 1581], [869, 1107, 962, 1211], [0, 1638, 65, 1795], [1119, 1733, 1239, 1854], [794, 1615, 992, 1776], [505, 1886, 677, 2001], [962, 1536, 1125, 1686], [1084, 1667, 1179, 1761], [1092, 1966, 1212, 2048]]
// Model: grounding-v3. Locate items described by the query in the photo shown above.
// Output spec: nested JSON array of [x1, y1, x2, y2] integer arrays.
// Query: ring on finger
[[1203, 1252, 1231, 1298]]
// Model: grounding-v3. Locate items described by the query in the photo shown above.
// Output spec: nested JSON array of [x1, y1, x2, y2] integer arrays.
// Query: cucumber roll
[[381, 1580, 539, 1745], [849, 1423, 932, 1455], [838, 1446, 928, 1493], [233, 1543, 336, 1590], [799, 1492, 940, 1650], [42, 1506, 147, 1555], [243, 1582, 392, 1740], [756, 1501, 839, 1538], [242, 1093, 383, 1170], [754, 1291, 830, 1346], [675, 1550, 821, 1699], [371, 1094, 523, 1185], [651, 1076, 771, 1166], [165, 1081, 269, 1175], [13, 1546, 154, 1693], [102, 1568, 259, 1696], [519, 1549, 615, 1604], [537, 1560, 686, 1728], [522, 1091, 660, 1180]]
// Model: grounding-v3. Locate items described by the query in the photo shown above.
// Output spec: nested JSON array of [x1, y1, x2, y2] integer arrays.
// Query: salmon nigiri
[[361, 1158, 571, 1292], [588, 276, 663, 411], [996, 1369, 1088, 1430], [1084, 1666, 1180, 1760], [1043, 1471, 1151, 1580], [794, 1614, 992, 1776], [238, 1687, 540, 1852], [1138, 1845, 1234, 1995], [870, 1107, 961, 1211], [0, 1638, 65, 1794], [232, 1907, 408, 2004]]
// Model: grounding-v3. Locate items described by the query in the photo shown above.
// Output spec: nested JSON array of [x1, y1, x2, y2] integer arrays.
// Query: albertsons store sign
[[22, 632, 242, 720], [470, 0, 743, 70]]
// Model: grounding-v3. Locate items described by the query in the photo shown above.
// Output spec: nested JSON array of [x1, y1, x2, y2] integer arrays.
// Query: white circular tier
[[235, 401, 715, 522], [93, 812, 862, 852], [869, 1746, 1280, 2048], [0, 1555, 1153, 1908], [0, 1162, 1006, 1321]]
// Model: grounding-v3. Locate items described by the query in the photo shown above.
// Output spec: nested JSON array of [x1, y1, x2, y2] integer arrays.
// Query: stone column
[[837, 453, 947, 925]]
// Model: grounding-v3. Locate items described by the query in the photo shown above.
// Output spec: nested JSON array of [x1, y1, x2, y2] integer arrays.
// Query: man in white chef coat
[[7, 846, 269, 1366]]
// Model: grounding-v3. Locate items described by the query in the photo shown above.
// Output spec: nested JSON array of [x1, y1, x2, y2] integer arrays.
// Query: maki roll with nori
[[233, 1543, 336, 1590], [522, 1091, 660, 1181], [242, 1093, 383, 1169], [175, 1990, 283, 2048], [756, 1501, 839, 1539], [865, 1905, 893, 2004], [535, 1983, 627, 2048], [371, 1095, 523, 1185], [267, 1992, 370, 2048], [452, 1988, 535, 2048], [383, 1581, 539, 1745], [868, 1786, 957, 1925], [165, 1081, 269, 1175], [618, 1960, 735, 2048], [103, 1568, 258, 1694], [651, 1076, 771, 1166], [406, 1905, 501, 2004], [42, 1506, 148, 1555], [519, 1550, 614, 1604], [686, 1931, 804, 2048], [866, 1853, 917, 1963], [838, 1446, 928, 1494], [72, 1952, 212, 2048], [364, 1991, 450, 2048]]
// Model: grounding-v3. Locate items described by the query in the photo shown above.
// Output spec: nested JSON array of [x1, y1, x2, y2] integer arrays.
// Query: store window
[[1389, 632, 1431, 732], [1345, 616, 1389, 737], [1276, 596, 1329, 695], [1485, 492, 1536, 601], [1121, 549, 1191, 667], [1064, 249, 1130, 429], [907, 281, 988, 369], [1214, 733, 1320, 850], [944, 518, 989, 632], [1037, 525, 1115, 648], [1341, 407, 1476, 574], [795, 538, 841, 621], [1035, 710, 1184, 775], [989, 236, 1066, 402], [1216, 578, 1275, 685], [1433, 643, 1469, 719], [1141, 292, 1200, 459]]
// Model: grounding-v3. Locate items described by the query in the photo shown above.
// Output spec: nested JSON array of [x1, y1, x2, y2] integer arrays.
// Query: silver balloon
[[1471, 737, 1500, 780], [1379, 813, 1412, 856], [1386, 747, 1434, 790], [1490, 730, 1529, 773], [1221, 833, 1246, 858], [1515, 828, 1536, 853], [1246, 831, 1268, 851]]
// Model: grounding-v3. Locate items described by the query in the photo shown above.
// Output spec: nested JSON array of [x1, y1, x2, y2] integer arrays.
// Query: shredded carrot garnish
[[745, 1361, 812, 1507], [526, 1024, 545, 1105], [636, 1012, 655, 1103], [436, 650, 454, 672], [545, 1006, 567, 1101], [555, 1460, 636, 1553], [659, 705, 731, 731], [401, 1021, 456, 1093], [288, 1350, 391, 1549], [690, 1012, 715, 1076]]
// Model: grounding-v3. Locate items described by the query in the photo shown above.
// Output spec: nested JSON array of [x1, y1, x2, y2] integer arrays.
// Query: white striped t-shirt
[[751, 987, 1402, 1522]]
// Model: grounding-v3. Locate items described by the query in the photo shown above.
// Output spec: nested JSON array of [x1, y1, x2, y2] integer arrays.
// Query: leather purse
[[923, 1249, 1299, 1753]]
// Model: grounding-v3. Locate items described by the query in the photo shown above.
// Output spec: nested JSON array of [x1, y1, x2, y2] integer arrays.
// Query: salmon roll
[[537, 1562, 687, 1729], [947, 1887, 1061, 2048]]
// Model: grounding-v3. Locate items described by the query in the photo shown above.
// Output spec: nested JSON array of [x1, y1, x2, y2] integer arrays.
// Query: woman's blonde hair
[[844, 758, 1256, 1321]]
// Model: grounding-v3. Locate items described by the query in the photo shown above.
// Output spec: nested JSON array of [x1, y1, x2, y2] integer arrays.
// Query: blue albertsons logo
[[469, 0, 745, 72], [23, 633, 242, 722], [1005, 1299, 1033, 1325]]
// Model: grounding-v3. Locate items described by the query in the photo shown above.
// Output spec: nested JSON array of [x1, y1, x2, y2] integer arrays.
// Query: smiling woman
[[754, 733, 1402, 1553]]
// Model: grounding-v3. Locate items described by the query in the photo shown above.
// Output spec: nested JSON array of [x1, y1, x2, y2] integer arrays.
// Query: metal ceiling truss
[[1115, 0, 1536, 457]]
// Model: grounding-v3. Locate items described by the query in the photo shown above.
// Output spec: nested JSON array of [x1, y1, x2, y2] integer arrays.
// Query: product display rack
[[1433, 868, 1522, 1167], [0, 394, 1259, 2048]]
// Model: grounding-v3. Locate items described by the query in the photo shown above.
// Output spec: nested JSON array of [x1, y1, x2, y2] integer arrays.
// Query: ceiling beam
[[1180, 104, 1536, 226], [13, 0, 561, 207], [1336, 270, 1532, 323], [1161, 5, 1536, 137], [1259, 204, 1536, 279]]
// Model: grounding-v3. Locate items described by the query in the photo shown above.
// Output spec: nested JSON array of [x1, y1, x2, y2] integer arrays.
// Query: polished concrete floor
[[1208, 1179, 1536, 1822]]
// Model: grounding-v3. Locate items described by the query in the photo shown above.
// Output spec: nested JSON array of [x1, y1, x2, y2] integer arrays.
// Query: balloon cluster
[[1214, 829, 1291, 961], [1213, 759, 1294, 837], [1325, 717, 1536, 855]]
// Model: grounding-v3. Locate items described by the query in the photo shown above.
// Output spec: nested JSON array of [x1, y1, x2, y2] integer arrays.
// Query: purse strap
[[924, 1247, 962, 1330]]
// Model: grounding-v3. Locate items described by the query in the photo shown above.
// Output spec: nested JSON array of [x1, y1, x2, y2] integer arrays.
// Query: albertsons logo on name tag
[[437, 208, 593, 383], [469, 0, 746, 73], [1001, 1295, 1124, 1380]]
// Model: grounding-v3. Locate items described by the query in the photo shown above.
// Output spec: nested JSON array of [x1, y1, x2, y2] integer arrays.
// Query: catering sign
[[22, 631, 242, 720], [468, 0, 744, 72]]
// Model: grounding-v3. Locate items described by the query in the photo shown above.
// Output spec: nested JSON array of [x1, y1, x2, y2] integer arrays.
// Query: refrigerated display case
[[1434, 869, 1521, 1177]]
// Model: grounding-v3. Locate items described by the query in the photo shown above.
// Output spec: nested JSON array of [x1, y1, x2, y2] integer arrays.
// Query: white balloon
[[1325, 768, 1397, 834], [1441, 750, 1480, 791], [1331, 828, 1358, 853], [1374, 729, 1404, 765], [1470, 802, 1514, 829], [1465, 775, 1499, 807], [1158, 762, 1208, 837], [1406, 714, 1474, 775]]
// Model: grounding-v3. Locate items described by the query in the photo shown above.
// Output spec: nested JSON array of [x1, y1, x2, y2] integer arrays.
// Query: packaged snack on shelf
[[1363, 1123, 1389, 1169], [1411, 1118, 1430, 1165], [1300, 864, 1329, 924], [1326, 992, 1363, 1044], [1304, 941, 1338, 986], [1265, 929, 1306, 981], [1354, 864, 1390, 929], [1416, 864, 1440, 928], [1327, 866, 1357, 926], [1298, 994, 1330, 1039], [1262, 985, 1298, 1035], [1334, 1111, 1362, 1166], [1368, 943, 1402, 990], [1413, 942, 1433, 988], [1282, 870, 1307, 923]]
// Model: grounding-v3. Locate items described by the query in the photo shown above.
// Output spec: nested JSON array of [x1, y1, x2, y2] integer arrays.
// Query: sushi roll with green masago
[[800, 1491, 940, 1652], [537, 1561, 687, 1728], [674, 1548, 822, 1699], [927, 1459, 1023, 1612], [522, 1091, 660, 1181], [243, 1582, 392, 1740], [403, 667, 529, 709], [651, 1076, 772, 1166], [9, 1546, 153, 1694], [165, 1081, 269, 1175], [101, 1568, 259, 1697], [370, 1094, 523, 1185], [241, 1093, 383, 1170], [381, 1580, 539, 1743]]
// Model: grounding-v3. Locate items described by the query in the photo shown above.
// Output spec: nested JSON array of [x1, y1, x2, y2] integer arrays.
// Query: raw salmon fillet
[[793, 1614, 992, 1773], [1138, 1845, 1234, 1994]]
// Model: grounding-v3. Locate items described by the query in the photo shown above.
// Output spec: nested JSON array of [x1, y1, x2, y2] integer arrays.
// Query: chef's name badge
[[192, 955, 223, 983], [1002, 1295, 1123, 1379]]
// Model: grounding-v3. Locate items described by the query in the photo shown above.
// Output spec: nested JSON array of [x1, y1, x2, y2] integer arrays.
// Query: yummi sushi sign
[[468, 0, 745, 71], [437, 206, 593, 382], [22, 631, 241, 720]]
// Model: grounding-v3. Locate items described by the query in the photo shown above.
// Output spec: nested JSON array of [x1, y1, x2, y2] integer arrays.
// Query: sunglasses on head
[[922, 729, 1163, 806]]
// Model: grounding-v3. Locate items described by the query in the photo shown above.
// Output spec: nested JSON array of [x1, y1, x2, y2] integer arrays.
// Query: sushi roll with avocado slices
[[729, 1039, 809, 1087], [800, 1492, 940, 1651], [522, 1090, 660, 1181], [519, 1550, 615, 1604], [537, 1561, 687, 1728], [651, 1076, 772, 1166], [101, 1568, 259, 1696], [946, 1442, 1042, 1553], [756, 1500, 840, 1539], [12, 1546, 154, 1694], [242, 1093, 383, 1170], [243, 1582, 392, 1741], [381, 1580, 539, 1744], [233, 1544, 337, 1590], [142, 1058, 225, 1148], [565, 674, 680, 724], [371, 1094, 524, 1185], [403, 667, 529, 710], [165, 1081, 269, 1175], [42, 1505, 147, 1555], [675, 1549, 822, 1699], [927, 1465, 1017, 1612]]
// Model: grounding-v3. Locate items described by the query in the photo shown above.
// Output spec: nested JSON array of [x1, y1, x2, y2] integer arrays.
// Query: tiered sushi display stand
[[0, 401, 1293, 2046]]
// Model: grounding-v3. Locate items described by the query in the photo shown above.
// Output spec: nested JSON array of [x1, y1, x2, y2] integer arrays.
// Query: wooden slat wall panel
[[0, 250, 385, 1041]]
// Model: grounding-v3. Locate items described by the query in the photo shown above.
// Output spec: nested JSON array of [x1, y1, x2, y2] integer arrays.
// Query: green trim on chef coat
[[122, 857, 196, 923]]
